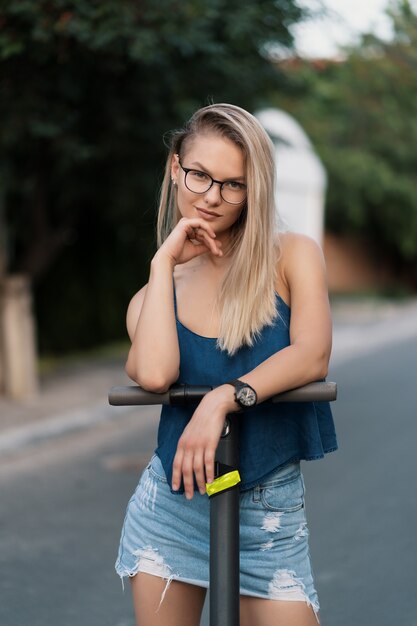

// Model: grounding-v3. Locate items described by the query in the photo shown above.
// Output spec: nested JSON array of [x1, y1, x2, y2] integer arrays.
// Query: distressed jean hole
[[268, 569, 320, 622], [132, 546, 176, 611]]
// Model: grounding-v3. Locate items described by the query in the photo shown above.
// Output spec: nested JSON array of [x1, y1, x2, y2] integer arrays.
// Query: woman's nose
[[204, 181, 222, 205]]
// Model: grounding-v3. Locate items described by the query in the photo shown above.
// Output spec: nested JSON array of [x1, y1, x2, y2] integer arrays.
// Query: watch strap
[[225, 378, 257, 408]]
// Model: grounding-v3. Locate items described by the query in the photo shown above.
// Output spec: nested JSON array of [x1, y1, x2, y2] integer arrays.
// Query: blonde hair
[[157, 103, 279, 355]]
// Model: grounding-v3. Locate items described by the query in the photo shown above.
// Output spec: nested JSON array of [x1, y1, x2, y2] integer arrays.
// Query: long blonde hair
[[157, 103, 279, 355]]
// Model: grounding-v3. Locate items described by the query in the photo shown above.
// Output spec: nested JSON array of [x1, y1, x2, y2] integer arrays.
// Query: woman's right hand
[[153, 217, 223, 267]]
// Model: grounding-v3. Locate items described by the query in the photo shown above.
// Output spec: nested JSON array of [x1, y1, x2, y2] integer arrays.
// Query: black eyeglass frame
[[177, 160, 247, 205]]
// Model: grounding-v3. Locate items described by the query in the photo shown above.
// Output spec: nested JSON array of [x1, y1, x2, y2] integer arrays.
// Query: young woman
[[115, 103, 337, 626]]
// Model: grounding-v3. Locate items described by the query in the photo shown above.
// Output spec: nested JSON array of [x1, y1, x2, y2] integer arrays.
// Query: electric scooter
[[109, 381, 337, 626]]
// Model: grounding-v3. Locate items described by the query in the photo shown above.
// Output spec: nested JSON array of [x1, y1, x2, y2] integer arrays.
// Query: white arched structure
[[256, 108, 327, 243]]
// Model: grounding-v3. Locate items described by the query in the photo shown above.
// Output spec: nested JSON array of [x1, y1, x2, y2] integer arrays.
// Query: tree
[[0, 0, 307, 352], [275, 0, 417, 287]]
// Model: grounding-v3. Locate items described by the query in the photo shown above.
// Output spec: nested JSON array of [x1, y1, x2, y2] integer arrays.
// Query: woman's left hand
[[172, 385, 237, 499]]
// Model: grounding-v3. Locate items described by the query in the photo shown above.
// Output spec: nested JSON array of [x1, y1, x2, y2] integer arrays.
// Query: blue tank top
[[156, 291, 337, 492]]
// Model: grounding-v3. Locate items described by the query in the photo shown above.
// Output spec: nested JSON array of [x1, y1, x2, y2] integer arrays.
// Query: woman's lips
[[196, 207, 221, 219]]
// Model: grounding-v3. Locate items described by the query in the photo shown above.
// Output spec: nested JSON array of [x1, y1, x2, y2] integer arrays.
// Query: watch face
[[237, 386, 256, 407]]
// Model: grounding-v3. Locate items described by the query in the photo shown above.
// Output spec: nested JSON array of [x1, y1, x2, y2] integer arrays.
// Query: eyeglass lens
[[184, 169, 246, 204]]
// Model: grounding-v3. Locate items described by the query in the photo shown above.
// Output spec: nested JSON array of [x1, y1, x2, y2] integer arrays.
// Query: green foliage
[[0, 0, 305, 353], [276, 0, 417, 283]]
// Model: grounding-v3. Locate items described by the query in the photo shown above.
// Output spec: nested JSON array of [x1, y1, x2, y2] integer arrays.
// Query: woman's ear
[[171, 153, 180, 184]]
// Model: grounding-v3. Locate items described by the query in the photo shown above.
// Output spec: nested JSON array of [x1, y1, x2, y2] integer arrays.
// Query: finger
[[195, 229, 223, 256], [185, 233, 221, 259], [204, 448, 216, 485], [183, 218, 217, 240], [172, 447, 184, 491], [182, 452, 195, 500], [187, 226, 198, 241], [187, 242, 212, 258], [193, 451, 206, 495], [184, 222, 221, 255]]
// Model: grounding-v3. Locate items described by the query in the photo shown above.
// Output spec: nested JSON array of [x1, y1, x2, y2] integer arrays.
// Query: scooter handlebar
[[108, 381, 337, 406]]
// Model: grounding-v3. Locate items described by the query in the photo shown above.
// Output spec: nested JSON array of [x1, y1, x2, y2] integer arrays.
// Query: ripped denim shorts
[[115, 453, 319, 616]]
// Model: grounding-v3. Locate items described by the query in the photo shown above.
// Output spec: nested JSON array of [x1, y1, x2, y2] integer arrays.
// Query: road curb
[[331, 306, 417, 367], [0, 403, 134, 457]]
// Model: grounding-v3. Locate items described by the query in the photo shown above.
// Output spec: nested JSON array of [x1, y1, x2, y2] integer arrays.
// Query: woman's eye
[[225, 181, 245, 190], [190, 170, 210, 181]]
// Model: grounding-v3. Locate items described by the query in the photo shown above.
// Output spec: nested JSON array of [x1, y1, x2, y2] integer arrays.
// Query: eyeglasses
[[178, 160, 247, 205]]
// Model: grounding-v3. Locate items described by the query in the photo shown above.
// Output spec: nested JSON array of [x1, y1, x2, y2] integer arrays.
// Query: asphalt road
[[307, 334, 417, 626], [1, 333, 416, 626], [0, 409, 158, 626]]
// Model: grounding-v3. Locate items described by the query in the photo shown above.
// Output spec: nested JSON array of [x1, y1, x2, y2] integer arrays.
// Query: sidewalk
[[0, 356, 132, 456], [1, 297, 417, 456], [329, 296, 417, 367]]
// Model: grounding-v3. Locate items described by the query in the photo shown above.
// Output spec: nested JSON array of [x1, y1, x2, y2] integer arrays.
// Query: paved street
[[0, 409, 159, 626], [306, 333, 417, 626], [1, 300, 417, 626]]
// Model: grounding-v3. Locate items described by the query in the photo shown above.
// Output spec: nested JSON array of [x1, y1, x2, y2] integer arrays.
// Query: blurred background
[[0, 1, 416, 625]]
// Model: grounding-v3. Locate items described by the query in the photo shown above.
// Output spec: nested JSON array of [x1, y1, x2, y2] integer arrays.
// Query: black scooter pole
[[109, 382, 337, 626], [209, 414, 240, 626]]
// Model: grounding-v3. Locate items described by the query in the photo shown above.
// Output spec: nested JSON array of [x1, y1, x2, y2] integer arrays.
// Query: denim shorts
[[115, 454, 319, 615]]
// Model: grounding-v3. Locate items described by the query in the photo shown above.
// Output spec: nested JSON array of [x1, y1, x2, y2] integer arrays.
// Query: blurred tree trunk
[[19, 147, 73, 282], [0, 193, 38, 399], [0, 275, 39, 399], [0, 195, 6, 393]]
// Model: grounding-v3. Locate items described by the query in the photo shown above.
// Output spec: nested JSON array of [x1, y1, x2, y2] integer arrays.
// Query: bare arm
[[125, 260, 179, 392], [125, 217, 222, 392], [236, 232, 332, 400]]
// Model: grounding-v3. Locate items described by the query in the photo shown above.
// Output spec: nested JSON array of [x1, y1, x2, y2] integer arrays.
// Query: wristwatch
[[226, 379, 257, 409]]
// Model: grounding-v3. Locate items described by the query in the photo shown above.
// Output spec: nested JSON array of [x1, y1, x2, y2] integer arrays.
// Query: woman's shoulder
[[275, 231, 326, 295], [277, 232, 324, 269], [277, 231, 323, 254], [128, 283, 148, 308], [126, 284, 148, 341]]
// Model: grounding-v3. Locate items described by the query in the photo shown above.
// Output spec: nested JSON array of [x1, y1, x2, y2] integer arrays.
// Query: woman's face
[[171, 133, 246, 238]]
